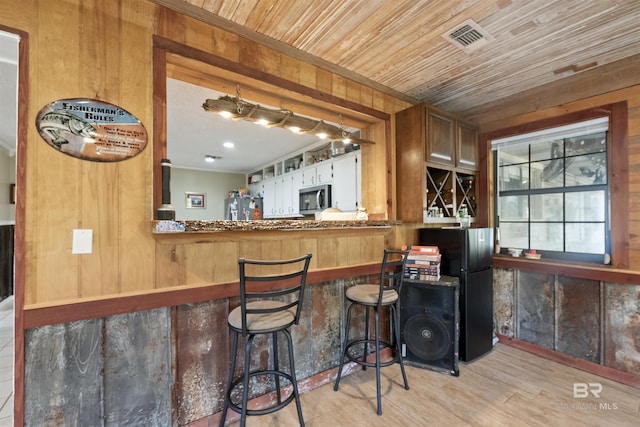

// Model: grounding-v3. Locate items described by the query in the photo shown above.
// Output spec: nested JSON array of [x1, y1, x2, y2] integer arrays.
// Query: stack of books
[[402, 245, 441, 281]]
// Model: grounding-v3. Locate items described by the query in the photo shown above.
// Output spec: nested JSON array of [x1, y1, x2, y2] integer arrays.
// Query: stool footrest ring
[[345, 339, 397, 368], [227, 370, 296, 416]]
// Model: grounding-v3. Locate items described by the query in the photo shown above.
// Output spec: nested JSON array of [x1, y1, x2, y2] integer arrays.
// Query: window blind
[[491, 117, 609, 151]]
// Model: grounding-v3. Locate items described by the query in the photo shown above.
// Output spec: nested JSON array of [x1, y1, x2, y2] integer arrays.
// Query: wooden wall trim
[[496, 334, 640, 389], [385, 118, 393, 218], [152, 35, 390, 121], [476, 128, 491, 227], [23, 263, 379, 328], [492, 255, 640, 285], [152, 44, 167, 218], [1, 23, 30, 427], [481, 102, 629, 269], [609, 101, 630, 268], [481, 102, 625, 146]]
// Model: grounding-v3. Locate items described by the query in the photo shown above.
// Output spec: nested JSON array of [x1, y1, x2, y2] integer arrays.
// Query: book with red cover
[[402, 244, 439, 255]]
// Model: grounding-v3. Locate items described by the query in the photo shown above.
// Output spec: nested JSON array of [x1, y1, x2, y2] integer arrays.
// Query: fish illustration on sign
[[38, 110, 96, 148], [36, 98, 148, 162]]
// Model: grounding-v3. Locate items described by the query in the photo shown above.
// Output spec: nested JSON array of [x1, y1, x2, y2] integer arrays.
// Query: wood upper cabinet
[[426, 106, 456, 167], [395, 103, 479, 222], [398, 104, 478, 170], [456, 119, 479, 171]]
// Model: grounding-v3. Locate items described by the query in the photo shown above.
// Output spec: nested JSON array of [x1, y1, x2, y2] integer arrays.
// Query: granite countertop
[[153, 219, 399, 233]]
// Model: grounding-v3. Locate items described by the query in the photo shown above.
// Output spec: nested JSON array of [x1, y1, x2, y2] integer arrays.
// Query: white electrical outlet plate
[[72, 229, 93, 254]]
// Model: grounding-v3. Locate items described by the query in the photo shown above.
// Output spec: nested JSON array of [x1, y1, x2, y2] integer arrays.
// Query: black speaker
[[400, 280, 459, 376]]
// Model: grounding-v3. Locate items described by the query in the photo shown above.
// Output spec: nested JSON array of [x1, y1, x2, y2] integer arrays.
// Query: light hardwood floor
[[229, 343, 639, 426]]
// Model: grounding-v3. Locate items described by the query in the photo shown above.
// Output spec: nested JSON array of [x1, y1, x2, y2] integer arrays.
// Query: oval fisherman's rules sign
[[36, 98, 148, 162]]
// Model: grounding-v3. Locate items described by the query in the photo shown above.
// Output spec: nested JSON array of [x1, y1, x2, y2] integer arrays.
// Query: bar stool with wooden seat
[[333, 248, 410, 415], [219, 253, 312, 427]]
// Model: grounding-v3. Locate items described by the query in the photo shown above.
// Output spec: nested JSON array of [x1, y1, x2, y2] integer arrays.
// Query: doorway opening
[[0, 27, 20, 426]]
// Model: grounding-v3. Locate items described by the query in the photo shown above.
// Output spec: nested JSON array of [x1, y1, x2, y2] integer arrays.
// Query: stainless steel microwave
[[299, 184, 332, 214]]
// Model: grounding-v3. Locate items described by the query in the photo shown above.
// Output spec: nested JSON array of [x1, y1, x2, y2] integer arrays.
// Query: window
[[492, 117, 610, 263]]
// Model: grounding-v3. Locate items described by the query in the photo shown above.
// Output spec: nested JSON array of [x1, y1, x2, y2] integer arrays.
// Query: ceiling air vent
[[442, 19, 494, 52]]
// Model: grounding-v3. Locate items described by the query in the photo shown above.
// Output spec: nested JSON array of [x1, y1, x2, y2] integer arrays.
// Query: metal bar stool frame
[[220, 253, 312, 427], [333, 249, 410, 415]]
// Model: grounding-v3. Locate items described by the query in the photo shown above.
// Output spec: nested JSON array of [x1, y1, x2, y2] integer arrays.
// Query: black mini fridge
[[419, 227, 493, 362]]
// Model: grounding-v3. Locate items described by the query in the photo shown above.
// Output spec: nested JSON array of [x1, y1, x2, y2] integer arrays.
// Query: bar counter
[[153, 219, 399, 233]]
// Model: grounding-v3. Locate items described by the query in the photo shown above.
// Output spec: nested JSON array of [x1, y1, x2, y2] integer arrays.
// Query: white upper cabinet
[[250, 141, 362, 217], [302, 160, 333, 186], [331, 151, 360, 211]]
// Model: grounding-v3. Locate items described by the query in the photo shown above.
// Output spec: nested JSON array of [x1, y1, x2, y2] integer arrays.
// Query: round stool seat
[[333, 249, 410, 416], [219, 254, 312, 427], [346, 284, 398, 305], [228, 300, 295, 333]]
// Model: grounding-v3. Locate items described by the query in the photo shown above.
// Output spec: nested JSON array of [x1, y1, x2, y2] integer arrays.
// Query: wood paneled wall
[[0, 0, 409, 308], [154, 229, 389, 289], [12, 0, 156, 306], [9, 0, 637, 308]]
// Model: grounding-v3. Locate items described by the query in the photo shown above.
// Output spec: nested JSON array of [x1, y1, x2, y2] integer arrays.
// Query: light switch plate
[[72, 229, 93, 254]]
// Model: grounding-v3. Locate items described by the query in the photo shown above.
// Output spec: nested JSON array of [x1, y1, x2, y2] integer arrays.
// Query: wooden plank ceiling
[[154, 0, 640, 114]]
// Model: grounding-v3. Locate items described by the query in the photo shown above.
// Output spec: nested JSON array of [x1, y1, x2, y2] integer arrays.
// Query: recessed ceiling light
[[204, 155, 221, 162], [223, 141, 234, 148]]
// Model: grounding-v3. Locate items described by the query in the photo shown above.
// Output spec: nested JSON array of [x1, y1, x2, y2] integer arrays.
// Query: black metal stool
[[333, 249, 410, 415], [219, 253, 312, 427]]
